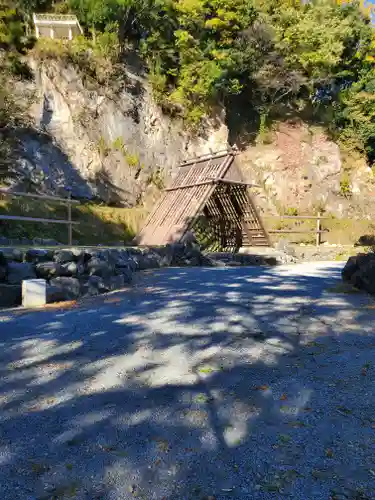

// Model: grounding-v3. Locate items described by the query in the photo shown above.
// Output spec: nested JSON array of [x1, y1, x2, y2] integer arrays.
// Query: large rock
[[35, 262, 63, 279], [107, 274, 129, 290], [49, 277, 80, 299], [86, 258, 114, 277], [0, 248, 24, 263], [60, 261, 84, 277], [7, 262, 36, 284], [25, 248, 54, 263], [71, 248, 89, 262], [46, 285, 71, 303], [54, 249, 75, 264], [342, 253, 375, 283], [0, 284, 22, 307], [82, 276, 109, 296], [0, 266, 7, 282], [350, 260, 375, 294]]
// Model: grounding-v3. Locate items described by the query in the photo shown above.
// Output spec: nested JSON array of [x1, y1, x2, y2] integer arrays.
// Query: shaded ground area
[[0, 263, 374, 499]]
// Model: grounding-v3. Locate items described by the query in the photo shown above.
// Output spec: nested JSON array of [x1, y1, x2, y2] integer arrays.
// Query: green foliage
[[111, 137, 139, 167], [334, 66, 375, 161], [2, 0, 375, 171], [340, 174, 352, 197], [97, 136, 110, 157], [32, 28, 120, 84], [284, 207, 299, 217]]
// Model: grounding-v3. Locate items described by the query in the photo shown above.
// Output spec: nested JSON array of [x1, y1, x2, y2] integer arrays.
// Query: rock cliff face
[[14, 58, 228, 206], [11, 59, 375, 218], [239, 122, 375, 218]]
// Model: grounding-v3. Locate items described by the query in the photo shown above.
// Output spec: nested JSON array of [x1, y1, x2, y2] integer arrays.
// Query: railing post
[[316, 212, 321, 247], [67, 192, 72, 245]]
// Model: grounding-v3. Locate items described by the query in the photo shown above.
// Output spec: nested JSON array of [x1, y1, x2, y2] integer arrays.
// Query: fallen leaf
[[30, 462, 50, 476], [198, 366, 214, 374], [325, 448, 334, 458], [278, 434, 292, 444], [337, 406, 352, 415], [104, 297, 122, 304], [280, 393, 288, 400], [152, 437, 170, 452], [101, 444, 116, 452], [255, 385, 269, 391], [288, 420, 307, 428]]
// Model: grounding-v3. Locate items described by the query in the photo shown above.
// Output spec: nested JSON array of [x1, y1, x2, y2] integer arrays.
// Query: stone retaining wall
[[0, 244, 291, 308]]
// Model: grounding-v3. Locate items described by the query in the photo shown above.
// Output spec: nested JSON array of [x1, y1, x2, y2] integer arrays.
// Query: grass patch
[[264, 216, 375, 246], [0, 196, 148, 245]]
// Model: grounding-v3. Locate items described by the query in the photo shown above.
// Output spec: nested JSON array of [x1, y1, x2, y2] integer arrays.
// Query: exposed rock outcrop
[[8, 59, 375, 219], [13, 58, 228, 207], [240, 122, 375, 218]]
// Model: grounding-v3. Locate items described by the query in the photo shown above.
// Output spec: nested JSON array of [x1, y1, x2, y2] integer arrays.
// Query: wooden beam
[[164, 180, 215, 192], [0, 189, 80, 204], [0, 215, 79, 225], [268, 229, 328, 234], [179, 149, 236, 168], [215, 179, 259, 187], [263, 215, 329, 220]]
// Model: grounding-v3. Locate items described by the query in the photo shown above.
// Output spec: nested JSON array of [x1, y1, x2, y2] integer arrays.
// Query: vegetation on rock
[[1, 0, 375, 175]]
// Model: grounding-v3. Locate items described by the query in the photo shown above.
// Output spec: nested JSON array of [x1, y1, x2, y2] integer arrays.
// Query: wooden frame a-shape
[[135, 148, 270, 249]]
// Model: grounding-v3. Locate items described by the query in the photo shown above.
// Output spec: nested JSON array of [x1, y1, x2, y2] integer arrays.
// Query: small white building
[[33, 13, 83, 40]]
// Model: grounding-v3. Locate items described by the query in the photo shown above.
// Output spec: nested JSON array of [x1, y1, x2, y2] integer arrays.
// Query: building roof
[[33, 13, 82, 28]]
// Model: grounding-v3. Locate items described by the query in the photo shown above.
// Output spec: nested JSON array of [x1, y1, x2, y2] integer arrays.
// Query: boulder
[[53, 249, 75, 264], [49, 277, 80, 299], [107, 275, 127, 291], [0, 265, 7, 281], [0, 248, 24, 263], [350, 260, 375, 294], [86, 257, 113, 277], [89, 250, 109, 261], [342, 253, 375, 283], [115, 267, 133, 283], [46, 285, 71, 303], [7, 262, 36, 285], [60, 261, 84, 277], [0, 284, 22, 307], [35, 262, 63, 279], [70, 248, 88, 262], [25, 248, 54, 263], [83, 276, 109, 296]]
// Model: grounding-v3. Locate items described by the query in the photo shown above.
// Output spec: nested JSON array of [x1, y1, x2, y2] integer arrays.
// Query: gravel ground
[[0, 262, 374, 500]]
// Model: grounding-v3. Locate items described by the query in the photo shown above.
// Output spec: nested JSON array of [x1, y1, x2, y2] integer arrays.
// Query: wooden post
[[316, 212, 321, 247], [67, 193, 72, 245]]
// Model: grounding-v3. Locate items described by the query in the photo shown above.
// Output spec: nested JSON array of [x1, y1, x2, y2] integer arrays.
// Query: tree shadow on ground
[[0, 264, 374, 499]]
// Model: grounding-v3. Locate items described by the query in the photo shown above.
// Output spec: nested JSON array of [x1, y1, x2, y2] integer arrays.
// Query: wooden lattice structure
[[135, 149, 270, 251]]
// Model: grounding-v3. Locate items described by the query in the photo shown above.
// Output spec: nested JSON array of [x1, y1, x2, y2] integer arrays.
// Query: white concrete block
[[22, 279, 47, 308]]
